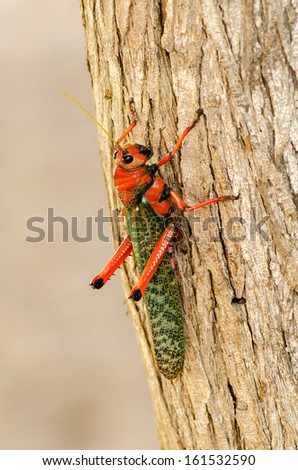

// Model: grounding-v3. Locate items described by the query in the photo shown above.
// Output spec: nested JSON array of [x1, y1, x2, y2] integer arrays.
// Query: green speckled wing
[[126, 202, 184, 379]]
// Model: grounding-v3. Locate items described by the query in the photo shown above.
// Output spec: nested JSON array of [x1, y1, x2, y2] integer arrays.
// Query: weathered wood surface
[[80, 0, 297, 449]]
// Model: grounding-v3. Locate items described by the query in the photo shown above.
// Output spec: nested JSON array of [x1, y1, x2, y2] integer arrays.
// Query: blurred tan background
[[0, 1, 158, 449]]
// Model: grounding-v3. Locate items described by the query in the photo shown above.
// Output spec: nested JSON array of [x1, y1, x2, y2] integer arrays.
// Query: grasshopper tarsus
[[129, 288, 142, 302], [128, 98, 138, 123], [90, 278, 104, 289]]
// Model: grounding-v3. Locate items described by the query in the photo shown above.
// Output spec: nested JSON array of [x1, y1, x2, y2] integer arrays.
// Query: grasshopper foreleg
[[156, 108, 203, 170], [116, 99, 138, 144]]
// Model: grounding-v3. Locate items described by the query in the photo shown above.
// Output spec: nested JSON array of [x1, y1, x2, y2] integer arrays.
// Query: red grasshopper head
[[114, 143, 153, 170]]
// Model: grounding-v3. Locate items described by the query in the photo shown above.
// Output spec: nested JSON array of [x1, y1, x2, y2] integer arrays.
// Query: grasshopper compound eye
[[122, 154, 133, 164]]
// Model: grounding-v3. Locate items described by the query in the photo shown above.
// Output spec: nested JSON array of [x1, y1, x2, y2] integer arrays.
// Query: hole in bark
[[231, 297, 246, 305]]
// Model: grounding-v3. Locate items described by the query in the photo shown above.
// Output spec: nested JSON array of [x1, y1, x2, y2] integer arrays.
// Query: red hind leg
[[129, 223, 176, 301], [90, 235, 133, 289]]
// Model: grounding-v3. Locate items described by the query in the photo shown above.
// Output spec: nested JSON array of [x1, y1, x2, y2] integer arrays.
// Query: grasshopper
[[63, 93, 237, 379]]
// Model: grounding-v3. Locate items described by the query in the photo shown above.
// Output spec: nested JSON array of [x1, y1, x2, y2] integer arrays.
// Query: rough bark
[[80, 0, 298, 450]]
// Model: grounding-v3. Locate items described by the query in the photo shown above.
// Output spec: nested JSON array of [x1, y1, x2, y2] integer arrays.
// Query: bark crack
[[227, 381, 242, 448]]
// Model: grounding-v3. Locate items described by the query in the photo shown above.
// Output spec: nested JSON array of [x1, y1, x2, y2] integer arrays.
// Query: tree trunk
[[80, 0, 298, 449]]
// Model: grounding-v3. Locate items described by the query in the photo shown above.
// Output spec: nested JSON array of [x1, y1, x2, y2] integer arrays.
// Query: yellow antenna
[[61, 91, 122, 150]]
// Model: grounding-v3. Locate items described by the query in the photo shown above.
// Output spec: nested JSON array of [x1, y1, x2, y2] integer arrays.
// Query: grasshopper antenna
[[61, 91, 123, 151]]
